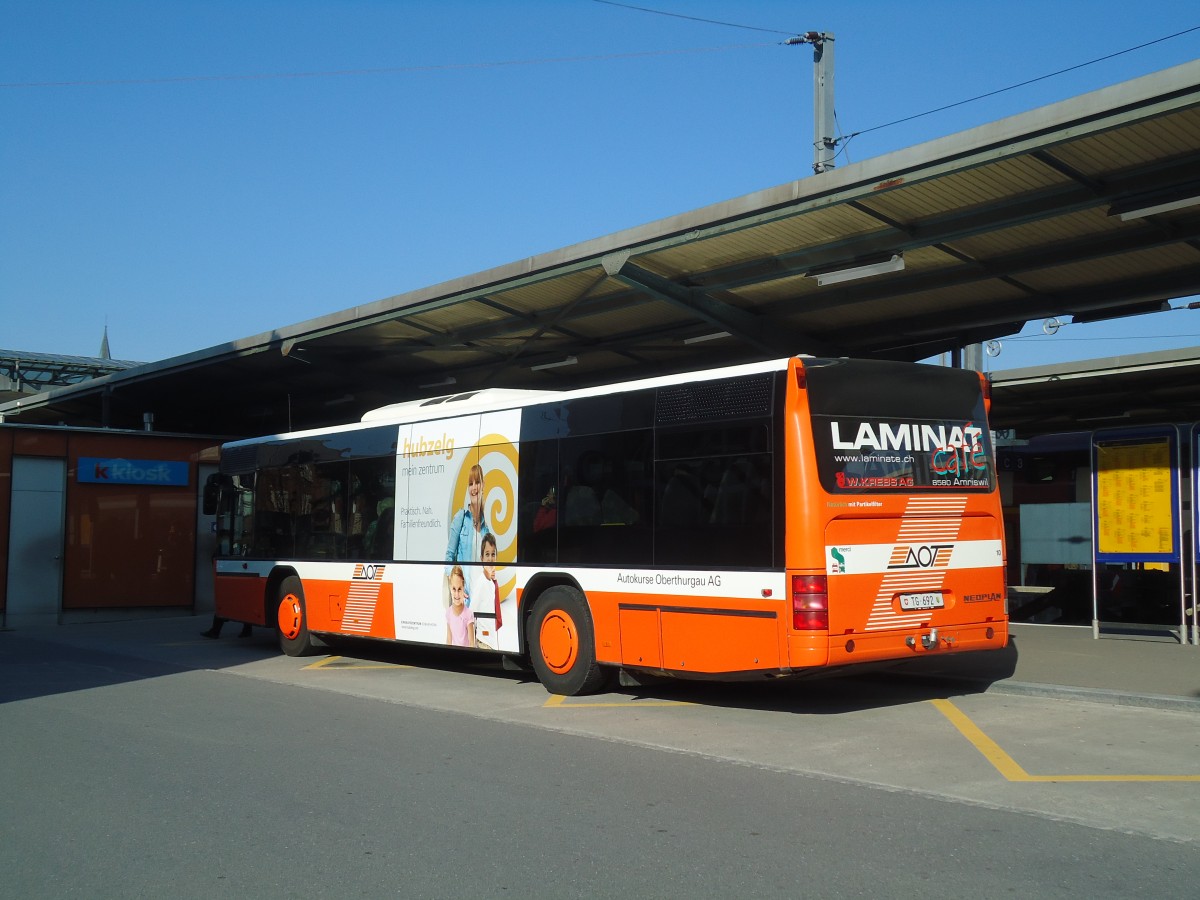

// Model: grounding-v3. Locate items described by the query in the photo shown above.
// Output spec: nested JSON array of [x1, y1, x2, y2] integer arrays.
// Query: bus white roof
[[223, 357, 793, 448], [360, 388, 555, 423]]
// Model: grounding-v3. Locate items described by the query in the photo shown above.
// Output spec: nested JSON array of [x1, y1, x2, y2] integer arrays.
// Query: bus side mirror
[[202, 473, 226, 516]]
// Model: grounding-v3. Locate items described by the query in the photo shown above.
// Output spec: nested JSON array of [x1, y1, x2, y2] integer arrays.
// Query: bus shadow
[[322, 634, 1020, 715], [320, 636, 536, 682], [615, 639, 1021, 715], [1, 617, 289, 705], [2, 620, 1016, 715], [0, 633, 201, 704]]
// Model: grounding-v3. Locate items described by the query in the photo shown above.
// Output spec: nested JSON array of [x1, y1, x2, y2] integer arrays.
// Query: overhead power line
[[592, 3, 1200, 156], [590, 0, 795, 36], [4, 8, 1196, 153], [841, 24, 1200, 143]]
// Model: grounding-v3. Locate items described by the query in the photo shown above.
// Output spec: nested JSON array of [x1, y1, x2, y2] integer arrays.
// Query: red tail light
[[792, 574, 828, 630]]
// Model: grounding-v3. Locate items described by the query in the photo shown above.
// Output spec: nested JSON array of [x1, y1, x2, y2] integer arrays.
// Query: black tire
[[275, 575, 318, 657], [528, 585, 609, 696]]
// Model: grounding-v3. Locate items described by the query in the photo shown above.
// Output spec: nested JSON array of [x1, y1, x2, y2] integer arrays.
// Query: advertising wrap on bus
[[391, 410, 520, 650]]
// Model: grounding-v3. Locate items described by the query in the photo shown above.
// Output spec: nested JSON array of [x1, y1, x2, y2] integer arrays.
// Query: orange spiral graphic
[[450, 436, 520, 600]]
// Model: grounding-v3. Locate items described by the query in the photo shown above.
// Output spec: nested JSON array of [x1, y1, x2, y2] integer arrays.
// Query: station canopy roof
[[0, 348, 142, 405], [3, 60, 1200, 440], [989, 346, 1200, 437]]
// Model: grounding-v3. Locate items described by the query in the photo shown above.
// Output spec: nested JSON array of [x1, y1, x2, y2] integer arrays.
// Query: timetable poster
[[1093, 431, 1179, 563]]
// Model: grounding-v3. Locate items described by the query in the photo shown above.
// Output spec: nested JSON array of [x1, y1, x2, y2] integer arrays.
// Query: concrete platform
[[885, 622, 1200, 711]]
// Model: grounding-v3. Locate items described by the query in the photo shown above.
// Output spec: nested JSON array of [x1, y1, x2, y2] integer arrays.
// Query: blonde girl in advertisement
[[445, 565, 475, 647], [444, 463, 490, 575]]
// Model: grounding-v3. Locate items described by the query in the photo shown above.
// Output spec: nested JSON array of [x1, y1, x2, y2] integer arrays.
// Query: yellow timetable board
[[1094, 438, 1175, 558]]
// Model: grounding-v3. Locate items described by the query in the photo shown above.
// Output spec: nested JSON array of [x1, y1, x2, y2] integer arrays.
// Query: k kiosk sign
[[77, 457, 190, 487]]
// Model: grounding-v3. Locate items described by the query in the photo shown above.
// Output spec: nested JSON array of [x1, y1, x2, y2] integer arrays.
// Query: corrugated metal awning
[[4, 60, 1200, 438]]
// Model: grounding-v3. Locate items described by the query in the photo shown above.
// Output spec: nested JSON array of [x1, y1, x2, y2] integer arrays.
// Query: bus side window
[[659, 463, 704, 526], [710, 457, 752, 526], [654, 418, 774, 568], [517, 438, 560, 565], [557, 430, 652, 566], [350, 456, 397, 561], [300, 461, 348, 559], [253, 466, 294, 557], [655, 455, 772, 567], [364, 501, 394, 560]]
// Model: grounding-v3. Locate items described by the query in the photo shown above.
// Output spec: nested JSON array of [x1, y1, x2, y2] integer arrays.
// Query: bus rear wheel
[[529, 586, 609, 696], [276, 575, 318, 657]]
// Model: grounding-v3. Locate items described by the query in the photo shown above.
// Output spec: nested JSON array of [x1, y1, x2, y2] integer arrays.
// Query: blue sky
[[2, 1, 1198, 371]]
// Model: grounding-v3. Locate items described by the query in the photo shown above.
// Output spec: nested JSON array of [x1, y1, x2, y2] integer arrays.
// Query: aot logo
[[887, 544, 952, 570], [352, 564, 386, 581]]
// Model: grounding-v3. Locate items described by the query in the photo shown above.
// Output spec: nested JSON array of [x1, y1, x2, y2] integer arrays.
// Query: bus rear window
[[811, 415, 994, 492], [802, 359, 994, 493]]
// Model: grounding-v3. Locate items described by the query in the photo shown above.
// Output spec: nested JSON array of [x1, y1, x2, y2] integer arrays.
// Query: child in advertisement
[[445, 565, 475, 648], [472, 532, 501, 650]]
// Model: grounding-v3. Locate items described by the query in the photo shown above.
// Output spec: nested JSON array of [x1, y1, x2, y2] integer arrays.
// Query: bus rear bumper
[[792, 620, 1008, 669]]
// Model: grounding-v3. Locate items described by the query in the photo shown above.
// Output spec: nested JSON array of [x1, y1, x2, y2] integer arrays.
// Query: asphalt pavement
[[13, 613, 1200, 712], [7, 622, 1197, 899]]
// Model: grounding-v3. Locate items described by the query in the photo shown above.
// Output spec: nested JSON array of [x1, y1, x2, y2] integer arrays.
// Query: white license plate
[[899, 591, 944, 610]]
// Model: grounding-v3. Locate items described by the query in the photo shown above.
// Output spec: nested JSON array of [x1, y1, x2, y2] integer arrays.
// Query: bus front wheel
[[529, 586, 608, 696], [276, 575, 318, 657]]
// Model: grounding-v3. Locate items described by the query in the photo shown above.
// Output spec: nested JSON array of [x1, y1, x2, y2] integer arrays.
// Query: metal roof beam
[[821, 268, 1200, 355], [480, 271, 651, 374], [605, 256, 828, 357], [1028, 149, 1108, 195], [695, 184, 1103, 292], [698, 152, 1200, 294], [758, 218, 1200, 319]]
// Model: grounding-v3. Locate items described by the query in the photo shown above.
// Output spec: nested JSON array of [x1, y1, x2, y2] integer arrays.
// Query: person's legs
[[200, 616, 226, 639]]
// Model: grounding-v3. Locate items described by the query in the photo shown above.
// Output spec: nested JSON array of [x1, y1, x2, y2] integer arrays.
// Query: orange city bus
[[206, 356, 1008, 694]]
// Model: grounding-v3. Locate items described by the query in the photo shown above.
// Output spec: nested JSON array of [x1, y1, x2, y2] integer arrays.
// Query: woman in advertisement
[[443, 463, 491, 648], [444, 463, 491, 571]]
